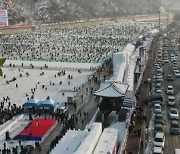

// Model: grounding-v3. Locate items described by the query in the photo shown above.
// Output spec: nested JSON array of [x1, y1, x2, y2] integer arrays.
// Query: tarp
[[39, 96, 59, 109], [15, 118, 57, 141], [22, 95, 41, 107], [93, 81, 128, 97]]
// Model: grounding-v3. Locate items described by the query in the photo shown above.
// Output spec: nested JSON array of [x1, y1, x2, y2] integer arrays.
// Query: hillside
[[2, 0, 161, 25]]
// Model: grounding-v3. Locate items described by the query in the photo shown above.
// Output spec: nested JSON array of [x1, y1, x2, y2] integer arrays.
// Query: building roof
[[93, 81, 128, 97], [109, 122, 129, 154], [74, 122, 102, 154], [93, 128, 119, 154], [50, 130, 88, 154]]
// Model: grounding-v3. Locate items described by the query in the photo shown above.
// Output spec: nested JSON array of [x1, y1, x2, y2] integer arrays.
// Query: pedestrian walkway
[[125, 43, 154, 154], [125, 122, 142, 154]]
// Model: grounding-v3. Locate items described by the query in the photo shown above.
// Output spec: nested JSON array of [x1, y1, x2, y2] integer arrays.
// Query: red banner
[[8, 25, 32, 29]]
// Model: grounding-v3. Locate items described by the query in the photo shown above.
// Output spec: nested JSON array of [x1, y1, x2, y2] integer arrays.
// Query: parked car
[[173, 68, 179, 74], [155, 89, 163, 96], [154, 104, 162, 114], [174, 72, 180, 78], [20, 145, 34, 154], [164, 58, 169, 63], [170, 121, 180, 135], [169, 108, 179, 120], [167, 75, 173, 81], [154, 124, 164, 134], [155, 78, 163, 83], [174, 52, 179, 56], [149, 94, 163, 103], [154, 114, 164, 125], [167, 96, 176, 106], [166, 85, 174, 95], [155, 83, 162, 89], [154, 132, 165, 149], [153, 147, 163, 154], [173, 61, 179, 66]]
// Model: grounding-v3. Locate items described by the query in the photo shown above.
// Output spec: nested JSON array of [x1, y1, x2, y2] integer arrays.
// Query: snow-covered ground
[[0, 60, 97, 107], [0, 59, 100, 150]]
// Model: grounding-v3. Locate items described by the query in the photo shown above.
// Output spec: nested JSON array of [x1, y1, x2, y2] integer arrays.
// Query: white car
[[154, 132, 165, 149], [174, 69, 180, 74], [155, 89, 163, 96], [153, 147, 163, 154], [154, 104, 161, 114], [171, 54, 175, 60], [164, 58, 169, 63], [169, 108, 179, 120], [174, 72, 180, 78], [167, 85, 174, 95], [157, 74, 163, 79], [154, 63, 159, 68], [156, 67, 162, 73], [167, 96, 176, 106], [174, 52, 179, 56]]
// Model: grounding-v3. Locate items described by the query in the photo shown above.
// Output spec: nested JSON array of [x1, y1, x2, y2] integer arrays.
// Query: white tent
[[39, 96, 59, 109], [22, 95, 41, 107]]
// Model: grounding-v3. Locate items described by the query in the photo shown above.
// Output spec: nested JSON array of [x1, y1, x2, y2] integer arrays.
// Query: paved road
[[162, 39, 180, 154], [150, 34, 180, 154]]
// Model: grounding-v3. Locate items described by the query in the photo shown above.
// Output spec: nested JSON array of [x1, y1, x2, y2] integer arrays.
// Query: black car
[[20, 145, 34, 154], [170, 121, 180, 135], [154, 114, 164, 125], [149, 94, 163, 102], [154, 124, 164, 134], [167, 75, 173, 81]]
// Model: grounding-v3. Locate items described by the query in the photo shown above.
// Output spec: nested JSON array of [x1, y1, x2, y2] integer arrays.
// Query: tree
[[0, 58, 6, 76]]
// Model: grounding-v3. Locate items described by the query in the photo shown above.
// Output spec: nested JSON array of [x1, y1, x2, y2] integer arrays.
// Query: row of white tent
[[22, 95, 59, 109], [50, 122, 120, 154]]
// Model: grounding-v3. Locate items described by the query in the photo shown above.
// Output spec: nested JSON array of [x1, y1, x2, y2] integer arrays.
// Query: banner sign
[[8, 25, 32, 29], [0, 9, 8, 27]]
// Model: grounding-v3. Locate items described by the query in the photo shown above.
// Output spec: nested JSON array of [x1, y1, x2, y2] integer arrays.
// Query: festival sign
[[0, 9, 8, 27]]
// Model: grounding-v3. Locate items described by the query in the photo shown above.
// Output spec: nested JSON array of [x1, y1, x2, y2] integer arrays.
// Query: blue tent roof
[[22, 95, 41, 107], [38, 96, 59, 109], [38, 102, 59, 109]]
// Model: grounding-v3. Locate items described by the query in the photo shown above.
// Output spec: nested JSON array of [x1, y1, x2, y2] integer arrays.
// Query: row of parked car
[[152, 36, 180, 154]]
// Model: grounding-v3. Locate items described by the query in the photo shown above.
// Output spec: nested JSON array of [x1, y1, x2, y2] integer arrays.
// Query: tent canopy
[[39, 96, 59, 109], [93, 81, 128, 97], [22, 95, 41, 107]]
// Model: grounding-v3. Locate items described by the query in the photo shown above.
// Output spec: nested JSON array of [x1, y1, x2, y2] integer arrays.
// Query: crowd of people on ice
[[0, 21, 156, 153], [0, 22, 154, 63]]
